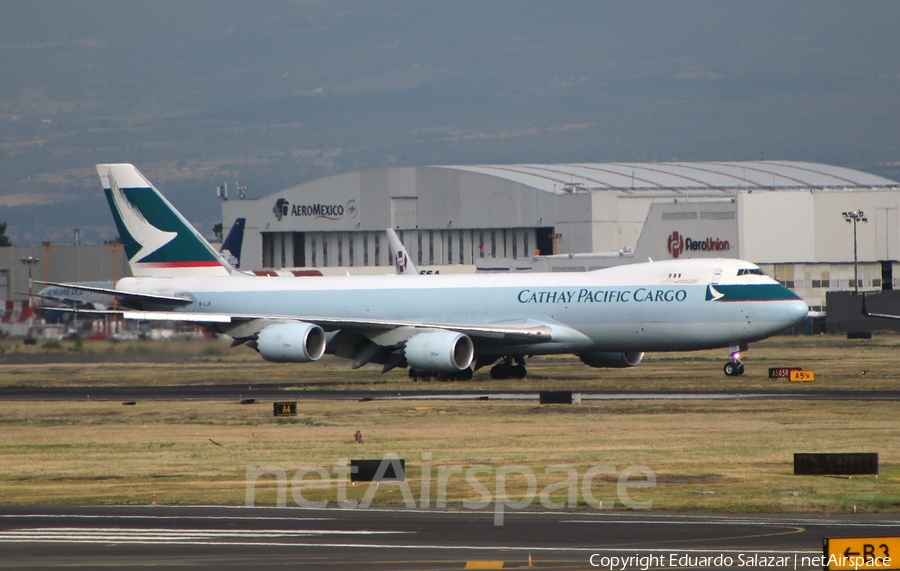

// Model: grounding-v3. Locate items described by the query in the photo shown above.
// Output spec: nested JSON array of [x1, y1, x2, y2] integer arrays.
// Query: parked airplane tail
[[96, 164, 233, 278], [386, 228, 419, 275], [220, 218, 246, 269]]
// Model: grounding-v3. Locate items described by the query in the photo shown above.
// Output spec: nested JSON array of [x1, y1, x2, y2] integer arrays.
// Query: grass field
[[2, 332, 900, 391], [0, 334, 898, 512]]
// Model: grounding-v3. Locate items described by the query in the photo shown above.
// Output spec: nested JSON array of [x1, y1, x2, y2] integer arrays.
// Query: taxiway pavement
[[1, 505, 896, 570], [3, 385, 900, 402]]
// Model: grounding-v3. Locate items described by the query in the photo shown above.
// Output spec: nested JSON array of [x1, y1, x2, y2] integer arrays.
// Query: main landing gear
[[409, 368, 473, 381], [489, 356, 527, 380], [723, 345, 745, 377]]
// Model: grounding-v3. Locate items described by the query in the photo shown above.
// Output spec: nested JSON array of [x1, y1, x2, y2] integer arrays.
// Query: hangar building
[[221, 161, 900, 310]]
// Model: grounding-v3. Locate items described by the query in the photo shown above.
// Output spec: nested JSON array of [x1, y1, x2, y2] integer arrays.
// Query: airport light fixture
[[19, 255, 40, 303], [842, 210, 867, 294]]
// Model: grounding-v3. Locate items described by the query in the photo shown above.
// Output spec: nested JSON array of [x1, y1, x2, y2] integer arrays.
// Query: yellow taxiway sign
[[824, 536, 899, 570]]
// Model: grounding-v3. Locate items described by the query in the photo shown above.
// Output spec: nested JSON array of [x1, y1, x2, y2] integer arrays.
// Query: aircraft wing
[[863, 310, 900, 320], [861, 294, 900, 320], [158, 312, 555, 343], [53, 306, 558, 344]]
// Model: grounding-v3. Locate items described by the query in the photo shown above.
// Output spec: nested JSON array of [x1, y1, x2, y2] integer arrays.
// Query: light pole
[[842, 210, 868, 294], [19, 256, 40, 305]]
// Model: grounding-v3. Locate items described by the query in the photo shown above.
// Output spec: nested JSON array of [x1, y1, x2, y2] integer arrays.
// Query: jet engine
[[404, 331, 474, 373], [578, 351, 644, 368], [255, 322, 327, 363]]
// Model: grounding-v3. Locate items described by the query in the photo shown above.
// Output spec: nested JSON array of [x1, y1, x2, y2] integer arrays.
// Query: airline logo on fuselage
[[667, 231, 730, 259], [518, 288, 688, 304]]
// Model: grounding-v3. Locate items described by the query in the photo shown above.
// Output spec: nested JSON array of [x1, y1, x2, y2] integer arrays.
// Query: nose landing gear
[[724, 346, 745, 377]]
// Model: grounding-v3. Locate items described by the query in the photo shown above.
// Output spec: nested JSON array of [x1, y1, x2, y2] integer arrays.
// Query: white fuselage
[[116, 258, 808, 356]]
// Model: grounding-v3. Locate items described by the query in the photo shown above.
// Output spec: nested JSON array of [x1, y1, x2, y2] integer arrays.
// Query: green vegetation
[[0, 221, 11, 247]]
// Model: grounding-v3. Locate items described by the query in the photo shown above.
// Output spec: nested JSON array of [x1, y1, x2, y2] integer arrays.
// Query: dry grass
[[0, 398, 897, 512], [2, 332, 900, 391], [0, 333, 898, 512]]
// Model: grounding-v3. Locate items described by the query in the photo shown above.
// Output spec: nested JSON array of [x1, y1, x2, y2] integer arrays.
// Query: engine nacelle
[[255, 322, 327, 363], [404, 331, 474, 373], [578, 351, 644, 368]]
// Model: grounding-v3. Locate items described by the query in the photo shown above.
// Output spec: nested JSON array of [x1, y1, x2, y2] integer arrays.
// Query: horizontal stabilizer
[[33, 280, 193, 307]]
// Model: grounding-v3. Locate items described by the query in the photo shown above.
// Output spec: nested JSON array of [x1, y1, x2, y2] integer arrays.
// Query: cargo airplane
[[43, 164, 808, 379]]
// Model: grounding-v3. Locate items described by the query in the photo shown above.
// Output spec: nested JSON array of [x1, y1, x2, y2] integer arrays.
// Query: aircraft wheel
[[410, 369, 436, 382], [437, 368, 474, 381], [736, 362, 745, 376], [513, 364, 526, 379], [490, 364, 505, 379], [724, 361, 740, 377]]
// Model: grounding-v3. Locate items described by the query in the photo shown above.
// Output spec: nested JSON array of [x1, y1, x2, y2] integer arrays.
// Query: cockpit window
[[737, 268, 766, 276]]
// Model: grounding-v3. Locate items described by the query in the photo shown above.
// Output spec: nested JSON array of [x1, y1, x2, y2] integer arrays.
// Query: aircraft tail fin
[[220, 218, 246, 269], [96, 163, 233, 278], [386, 229, 419, 275]]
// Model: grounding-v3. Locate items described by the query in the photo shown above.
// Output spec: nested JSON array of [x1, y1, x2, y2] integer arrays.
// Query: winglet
[[386, 229, 419, 275], [97, 164, 233, 278]]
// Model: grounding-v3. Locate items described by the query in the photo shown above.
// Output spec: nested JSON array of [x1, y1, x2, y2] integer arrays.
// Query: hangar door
[[875, 207, 899, 261]]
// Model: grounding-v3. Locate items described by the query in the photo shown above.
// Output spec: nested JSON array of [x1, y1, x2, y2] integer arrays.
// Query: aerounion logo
[[667, 231, 685, 258], [667, 231, 730, 259]]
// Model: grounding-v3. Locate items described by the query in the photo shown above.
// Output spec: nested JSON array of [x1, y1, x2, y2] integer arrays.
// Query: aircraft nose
[[787, 299, 809, 325]]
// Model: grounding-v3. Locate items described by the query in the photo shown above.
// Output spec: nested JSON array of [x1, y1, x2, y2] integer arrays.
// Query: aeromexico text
[[518, 288, 688, 304], [289, 203, 344, 217]]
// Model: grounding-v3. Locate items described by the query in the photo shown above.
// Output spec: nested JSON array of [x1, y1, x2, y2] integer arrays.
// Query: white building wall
[[223, 165, 900, 290], [738, 190, 815, 263], [809, 190, 900, 263], [614, 196, 656, 252]]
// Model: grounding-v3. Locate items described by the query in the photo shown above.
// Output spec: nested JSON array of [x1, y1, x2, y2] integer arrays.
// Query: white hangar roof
[[445, 161, 899, 197]]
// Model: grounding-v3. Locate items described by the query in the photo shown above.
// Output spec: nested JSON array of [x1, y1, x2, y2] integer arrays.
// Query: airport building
[[221, 161, 900, 311], [2, 161, 899, 323]]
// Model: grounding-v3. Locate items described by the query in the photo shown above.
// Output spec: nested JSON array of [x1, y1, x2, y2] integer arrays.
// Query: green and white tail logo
[[98, 164, 231, 278]]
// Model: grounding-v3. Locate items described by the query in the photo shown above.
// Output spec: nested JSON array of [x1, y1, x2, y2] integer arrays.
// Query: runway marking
[[0, 527, 409, 545], [562, 516, 900, 528], [0, 527, 404, 535], [0, 532, 825, 554], [591, 526, 809, 548], [0, 514, 339, 522], [393, 393, 763, 401], [5, 509, 899, 530]]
